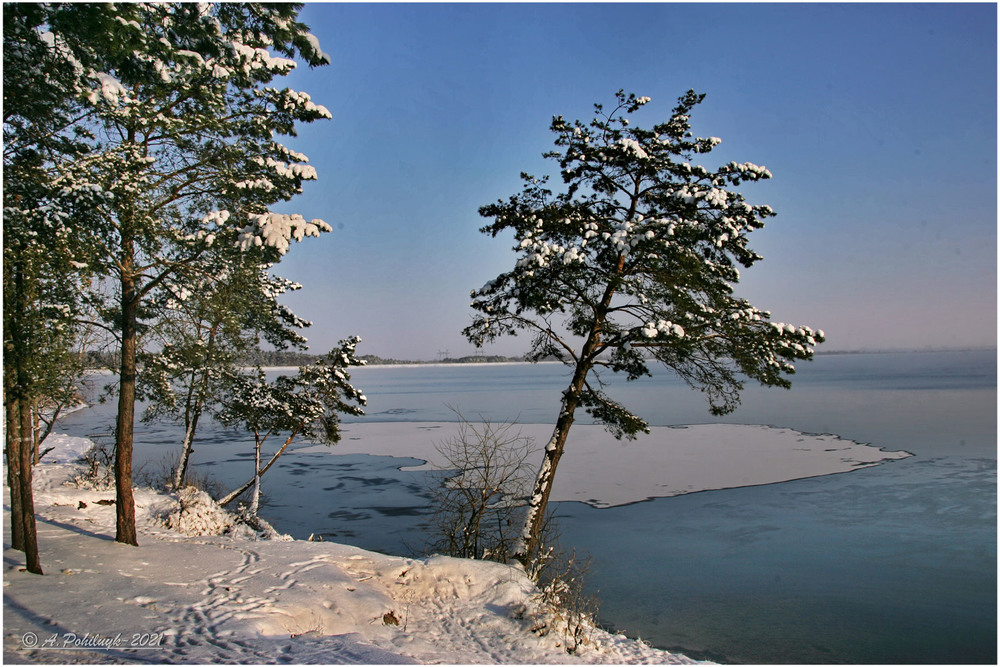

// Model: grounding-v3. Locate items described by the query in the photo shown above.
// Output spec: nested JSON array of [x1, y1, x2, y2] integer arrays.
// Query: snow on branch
[[238, 212, 332, 255]]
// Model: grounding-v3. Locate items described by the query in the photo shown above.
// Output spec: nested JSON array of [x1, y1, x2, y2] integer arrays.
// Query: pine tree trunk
[[9, 262, 42, 573], [32, 407, 41, 465], [6, 398, 25, 551], [512, 363, 588, 568], [114, 254, 139, 546], [510, 277, 617, 570], [18, 395, 42, 574]]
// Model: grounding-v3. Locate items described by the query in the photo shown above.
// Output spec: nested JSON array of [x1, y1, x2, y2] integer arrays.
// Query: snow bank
[[161, 487, 292, 542], [300, 422, 913, 507], [3, 434, 703, 665], [36, 433, 94, 464]]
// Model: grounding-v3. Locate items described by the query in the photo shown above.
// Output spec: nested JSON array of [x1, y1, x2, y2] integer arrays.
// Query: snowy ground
[[3, 434, 704, 665]]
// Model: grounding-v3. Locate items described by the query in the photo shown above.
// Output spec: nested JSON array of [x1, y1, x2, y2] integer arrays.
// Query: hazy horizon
[[262, 344, 999, 365]]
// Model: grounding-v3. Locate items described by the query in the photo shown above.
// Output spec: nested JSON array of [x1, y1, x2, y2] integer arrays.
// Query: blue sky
[[271, 2, 996, 360]]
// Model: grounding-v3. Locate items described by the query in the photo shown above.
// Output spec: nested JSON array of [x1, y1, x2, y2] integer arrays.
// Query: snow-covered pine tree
[[3, 3, 110, 574], [465, 90, 826, 567], [215, 337, 367, 514], [26, 3, 336, 545], [138, 248, 312, 492]]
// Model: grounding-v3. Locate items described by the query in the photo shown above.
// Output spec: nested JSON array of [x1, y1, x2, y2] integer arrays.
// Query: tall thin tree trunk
[[115, 253, 139, 546], [172, 365, 210, 491], [218, 425, 302, 507], [172, 379, 198, 491], [6, 398, 25, 551], [511, 281, 618, 570], [249, 437, 261, 517], [18, 395, 42, 574], [512, 364, 588, 568], [172, 415, 198, 491], [32, 406, 41, 465], [9, 262, 42, 573], [37, 401, 62, 454]]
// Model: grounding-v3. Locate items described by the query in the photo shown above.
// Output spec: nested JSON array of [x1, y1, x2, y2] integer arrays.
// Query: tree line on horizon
[[80, 349, 528, 370], [80, 346, 898, 376], [5, 2, 824, 579]]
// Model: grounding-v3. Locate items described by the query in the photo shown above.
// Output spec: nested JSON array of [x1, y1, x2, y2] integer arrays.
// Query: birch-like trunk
[[217, 426, 301, 507], [171, 386, 203, 490], [249, 437, 261, 517], [172, 331, 215, 490], [171, 420, 197, 490]]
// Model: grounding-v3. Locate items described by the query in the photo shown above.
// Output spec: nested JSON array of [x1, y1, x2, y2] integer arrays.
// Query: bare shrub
[[136, 454, 225, 498], [72, 440, 115, 489], [426, 411, 534, 563], [423, 410, 602, 653]]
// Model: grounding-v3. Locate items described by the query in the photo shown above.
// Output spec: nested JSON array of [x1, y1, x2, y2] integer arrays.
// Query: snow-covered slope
[[3, 434, 702, 664]]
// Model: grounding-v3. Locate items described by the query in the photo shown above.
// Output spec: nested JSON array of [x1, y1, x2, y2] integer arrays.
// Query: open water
[[58, 350, 996, 663]]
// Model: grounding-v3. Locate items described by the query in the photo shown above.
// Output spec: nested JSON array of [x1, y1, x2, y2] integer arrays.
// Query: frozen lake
[[58, 349, 996, 663]]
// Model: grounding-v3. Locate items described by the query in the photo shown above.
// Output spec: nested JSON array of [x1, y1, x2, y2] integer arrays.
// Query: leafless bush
[[136, 454, 225, 498], [426, 411, 534, 563], [423, 410, 601, 653], [72, 440, 115, 489]]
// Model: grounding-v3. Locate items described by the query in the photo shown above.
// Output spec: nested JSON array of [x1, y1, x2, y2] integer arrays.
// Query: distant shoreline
[[261, 360, 555, 372], [814, 346, 997, 356], [84, 346, 996, 373], [305, 347, 996, 368]]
